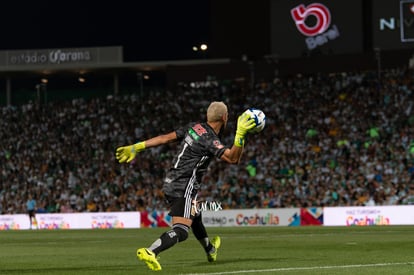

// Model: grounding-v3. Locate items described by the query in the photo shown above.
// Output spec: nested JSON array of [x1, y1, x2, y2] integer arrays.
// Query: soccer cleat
[[136, 248, 162, 271], [207, 236, 221, 262]]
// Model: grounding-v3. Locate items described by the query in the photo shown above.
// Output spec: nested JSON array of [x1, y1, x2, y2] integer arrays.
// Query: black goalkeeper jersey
[[162, 122, 227, 198]]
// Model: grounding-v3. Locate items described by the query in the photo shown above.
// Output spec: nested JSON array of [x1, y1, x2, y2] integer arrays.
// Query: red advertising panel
[[271, 0, 363, 58]]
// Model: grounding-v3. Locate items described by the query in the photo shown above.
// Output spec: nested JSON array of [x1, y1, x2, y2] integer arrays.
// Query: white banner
[[0, 214, 27, 230], [0, 212, 141, 230], [201, 208, 300, 227], [324, 205, 414, 226]]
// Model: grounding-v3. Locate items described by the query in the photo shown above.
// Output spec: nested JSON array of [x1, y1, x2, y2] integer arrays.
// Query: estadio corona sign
[[0, 46, 122, 70], [9, 49, 92, 65]]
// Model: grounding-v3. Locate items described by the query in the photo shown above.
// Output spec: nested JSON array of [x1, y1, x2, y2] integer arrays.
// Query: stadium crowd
[[1, 67, 414, 214]]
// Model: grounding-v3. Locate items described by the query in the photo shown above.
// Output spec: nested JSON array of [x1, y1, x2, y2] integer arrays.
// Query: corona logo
[[291, 3, 331, 36]]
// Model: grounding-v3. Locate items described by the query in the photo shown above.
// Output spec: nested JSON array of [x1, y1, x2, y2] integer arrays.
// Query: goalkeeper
[[115, 101, 256, 271]]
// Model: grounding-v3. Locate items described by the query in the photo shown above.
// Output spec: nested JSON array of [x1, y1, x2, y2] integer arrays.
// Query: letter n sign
[[400, 0, 414, 42]]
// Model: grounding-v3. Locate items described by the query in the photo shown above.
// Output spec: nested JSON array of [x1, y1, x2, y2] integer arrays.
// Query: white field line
[[182, 262, 414, 275]]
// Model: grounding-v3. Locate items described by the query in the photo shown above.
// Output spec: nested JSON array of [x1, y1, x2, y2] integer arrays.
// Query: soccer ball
[[245, 108, 266, 133]]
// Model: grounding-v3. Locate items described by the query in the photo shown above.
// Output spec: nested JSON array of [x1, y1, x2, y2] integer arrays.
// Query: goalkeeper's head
[[207, 101, 228, 132]]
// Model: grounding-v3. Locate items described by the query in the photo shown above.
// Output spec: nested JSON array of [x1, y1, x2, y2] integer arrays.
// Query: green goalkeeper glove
[[234, 112, 256, 147], [115, 141, 146, 163]]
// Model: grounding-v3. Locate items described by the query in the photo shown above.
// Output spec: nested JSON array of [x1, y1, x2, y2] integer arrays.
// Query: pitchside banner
[[324, 206, 414, 226], [201, 208, 301, 227], [141, 211, 172, 228], [0, 212, 140, 230], [141, 207, 323, 227], [270, 0, 363, 58]]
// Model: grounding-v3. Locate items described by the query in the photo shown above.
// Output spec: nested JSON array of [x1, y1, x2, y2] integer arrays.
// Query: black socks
[[150, 223, 189, 255]]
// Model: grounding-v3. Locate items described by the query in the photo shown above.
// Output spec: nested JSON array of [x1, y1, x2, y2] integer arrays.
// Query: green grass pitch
[[0, 226, 413, 275]]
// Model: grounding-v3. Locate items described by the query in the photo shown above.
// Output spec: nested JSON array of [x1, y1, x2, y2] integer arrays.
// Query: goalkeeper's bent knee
[[173, 223, 189, 242]]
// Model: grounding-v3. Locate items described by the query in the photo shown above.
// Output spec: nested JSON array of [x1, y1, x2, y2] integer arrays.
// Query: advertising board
[[324, 206, 414, 226], [372, 0, 414, 49], [0, 212, 140, 230], [271, 0, 363, 58]]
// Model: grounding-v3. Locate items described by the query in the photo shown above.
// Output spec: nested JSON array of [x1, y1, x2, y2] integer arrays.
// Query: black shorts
[[165, 196, 197, 219], [28, 210, 35, 218]]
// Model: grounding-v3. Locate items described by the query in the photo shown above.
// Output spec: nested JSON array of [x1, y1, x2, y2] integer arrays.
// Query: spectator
[[1, 67, 414, 213]]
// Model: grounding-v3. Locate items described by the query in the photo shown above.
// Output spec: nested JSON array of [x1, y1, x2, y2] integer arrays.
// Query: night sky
[[0, 1, 210, 61]]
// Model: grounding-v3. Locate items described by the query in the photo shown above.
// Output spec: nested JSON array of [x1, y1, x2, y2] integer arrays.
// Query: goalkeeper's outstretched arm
[[144, 131, 177, 148], [116, 131, 177, 163]]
